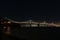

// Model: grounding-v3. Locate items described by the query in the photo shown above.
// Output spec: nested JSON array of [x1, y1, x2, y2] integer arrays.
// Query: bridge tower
[[4, 20, 11, 35]]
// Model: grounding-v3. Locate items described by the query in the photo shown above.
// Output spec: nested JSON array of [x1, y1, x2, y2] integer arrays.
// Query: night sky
[[0, 1, 59, 22]]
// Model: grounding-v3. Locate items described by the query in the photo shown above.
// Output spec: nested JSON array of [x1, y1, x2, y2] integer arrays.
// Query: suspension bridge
[[1, 17, 60, 27]]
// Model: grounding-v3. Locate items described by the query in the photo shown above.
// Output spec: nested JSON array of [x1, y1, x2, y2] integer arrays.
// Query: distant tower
[[28, 20, 32, 23]]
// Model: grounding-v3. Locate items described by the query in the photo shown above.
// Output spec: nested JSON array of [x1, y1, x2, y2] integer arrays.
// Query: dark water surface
[[11, 27, 60, 40], [1, 26, 60, 40]]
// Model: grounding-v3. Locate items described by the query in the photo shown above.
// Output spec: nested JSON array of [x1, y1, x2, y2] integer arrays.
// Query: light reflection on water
[[1, 26, 60, 40]]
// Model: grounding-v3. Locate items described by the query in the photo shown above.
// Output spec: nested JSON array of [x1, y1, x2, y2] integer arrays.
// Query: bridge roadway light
[[7, 21, 11, 24], [55, 25, 60, 27]]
